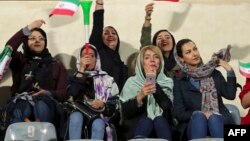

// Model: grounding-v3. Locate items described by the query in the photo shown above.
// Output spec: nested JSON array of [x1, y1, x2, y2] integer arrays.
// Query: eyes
[[184, 47, 198, 55], [103, 32, 117, 36], [28, 36, 45, 42], [144, 55, 160, 60]]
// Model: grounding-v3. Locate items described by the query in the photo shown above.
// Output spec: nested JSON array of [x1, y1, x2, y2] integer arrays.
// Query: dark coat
[[173, 69, 237, 140], [89, 9, 128, 92]]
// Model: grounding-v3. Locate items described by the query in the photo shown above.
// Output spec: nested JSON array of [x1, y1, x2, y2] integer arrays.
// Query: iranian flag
[[0, 46, 12, 82], [239, 61, 250, 78], [49, 0, 80, 17], [154, 0, 179, 2]]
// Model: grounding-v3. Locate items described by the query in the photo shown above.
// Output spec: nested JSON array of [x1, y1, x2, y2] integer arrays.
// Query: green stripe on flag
[[64, 0, 80, 5], [0, 46, 12, 62], [239, 61, 250, 68]]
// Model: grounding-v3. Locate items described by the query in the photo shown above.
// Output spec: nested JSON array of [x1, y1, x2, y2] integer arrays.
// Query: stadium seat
[[225, 104, 241, 125], [4, 122, 57, 141]]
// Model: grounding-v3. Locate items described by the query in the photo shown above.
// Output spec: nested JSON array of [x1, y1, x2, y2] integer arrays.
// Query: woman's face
[[81, 48, 96, 70], [156, 31, 173, 53], [180, 41, 201, 69], [102, 27, 118, 51], [143, 49, 160, 74], [28, 31, 46, 54]]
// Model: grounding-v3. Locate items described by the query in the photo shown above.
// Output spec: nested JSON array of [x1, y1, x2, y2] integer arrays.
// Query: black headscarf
[[18, 28, 54, 93]]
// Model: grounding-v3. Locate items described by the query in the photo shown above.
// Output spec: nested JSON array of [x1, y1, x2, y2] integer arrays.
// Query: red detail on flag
[[49, 9, 75, 17], [155, 0, 179, 1], [240, 69, 250, 78]]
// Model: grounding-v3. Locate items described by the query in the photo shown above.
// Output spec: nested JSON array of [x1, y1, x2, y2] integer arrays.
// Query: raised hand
[[27, 19, 46, 31]]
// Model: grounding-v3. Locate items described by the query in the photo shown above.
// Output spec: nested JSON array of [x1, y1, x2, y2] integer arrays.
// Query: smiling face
[[155, 31, 174, 53], [142, 49, 161, 74], [102, 26, 118, 51], [28, 31, 46, 54], [180, 41, 201, 69]]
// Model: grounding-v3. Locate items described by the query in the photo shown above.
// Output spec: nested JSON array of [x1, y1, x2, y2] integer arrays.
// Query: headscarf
[[120, 45, 173, 119], [18, 28, 54, 93], [152, 29, 176, 72], [76, 44, 119, 102], [102, 26, 120, 53], [174, 40, 231, 113]]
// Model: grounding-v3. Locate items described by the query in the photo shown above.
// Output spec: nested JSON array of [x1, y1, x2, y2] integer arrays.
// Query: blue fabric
[[134, 115, 172, 140], [68, 111, 105, 140], [69, 112, 84, 139], [11, 101, 32, 123], [134, 116, 153, 138], [34, 100, 55, 122], [187, 111, 224, 139], [91, 118, 105, 139]]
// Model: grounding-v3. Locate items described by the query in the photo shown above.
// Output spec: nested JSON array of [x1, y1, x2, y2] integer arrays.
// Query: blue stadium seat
[[225, 104, 241, 125]]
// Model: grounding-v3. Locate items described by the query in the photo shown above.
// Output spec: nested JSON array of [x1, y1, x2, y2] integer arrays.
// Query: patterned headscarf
[[76, 44, 119, 102], [174, 40, 231, 113]]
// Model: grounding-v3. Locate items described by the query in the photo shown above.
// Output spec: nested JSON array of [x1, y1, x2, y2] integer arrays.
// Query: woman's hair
[[152, 29, 176, 48], [140, 45, 163, 74], [176, 38, 193, 58]]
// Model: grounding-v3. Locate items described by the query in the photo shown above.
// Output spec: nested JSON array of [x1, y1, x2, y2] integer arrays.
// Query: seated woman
[[239, 78, 250, 124], [120, 45, 174, 141], [173, 39, 237, 140], [5, 19, 67, 124], [66, 44, 119, 140]]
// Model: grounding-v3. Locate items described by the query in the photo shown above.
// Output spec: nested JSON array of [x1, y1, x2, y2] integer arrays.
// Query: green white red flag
[[0, 46, 12, 82], [239, 61, 250, 78], [49, 0, 80, 17]]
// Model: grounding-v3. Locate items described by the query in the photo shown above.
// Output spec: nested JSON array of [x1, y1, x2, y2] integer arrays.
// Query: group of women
[[3, 0, 244, 141]]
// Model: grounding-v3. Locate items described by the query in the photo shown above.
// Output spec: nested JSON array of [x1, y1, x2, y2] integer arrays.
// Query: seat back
[[4, 122, 57, 141], [128, 139, 168, 141], [225, 104, 241, 125]]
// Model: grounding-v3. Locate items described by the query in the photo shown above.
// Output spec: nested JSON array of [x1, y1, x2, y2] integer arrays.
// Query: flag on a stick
[[49, 0, 80, 17], [0, 46, 12, 82], [239, 61, 250, 78]]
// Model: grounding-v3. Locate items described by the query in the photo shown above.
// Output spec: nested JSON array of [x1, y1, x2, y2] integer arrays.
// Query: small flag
[[0, 46, 12, 82], [49, 0, 80, 17], [239, 61, 250, 78], [154, 0, 179, 2]]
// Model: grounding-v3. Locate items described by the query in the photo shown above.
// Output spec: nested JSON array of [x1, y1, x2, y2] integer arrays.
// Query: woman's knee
[[208, 113, 223, 124], [70, 112, 83, 124], [191, 111, 207, 121], [92, 118, 105, 129]]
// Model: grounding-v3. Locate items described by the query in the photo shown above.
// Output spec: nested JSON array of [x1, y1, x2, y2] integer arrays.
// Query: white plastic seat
[[67, 139, 103, 141], [128, 139, 168, 141], [225, 104, 241, 125], [4, 122, 57, 141], [190, 138, 223, 141]]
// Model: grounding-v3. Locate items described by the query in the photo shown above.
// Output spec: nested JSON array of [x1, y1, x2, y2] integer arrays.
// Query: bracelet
[[96, 1, 104, 5]]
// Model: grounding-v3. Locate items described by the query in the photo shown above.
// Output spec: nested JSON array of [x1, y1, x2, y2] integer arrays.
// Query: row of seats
[[4, 103, 240, 141]]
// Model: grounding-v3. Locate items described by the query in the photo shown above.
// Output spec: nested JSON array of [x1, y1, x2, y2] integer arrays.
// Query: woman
[[5, 19, 67, 124], [120, 45, 173, 140], [89, 0, 128, 91], [140, 2, 180, 78], [67, 44, 119, 140], [173, 39, 237, 140], [239, 78, 250, 124]]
